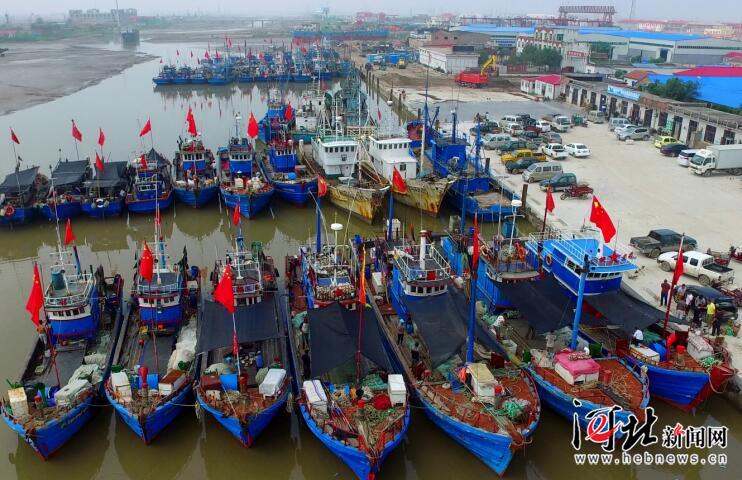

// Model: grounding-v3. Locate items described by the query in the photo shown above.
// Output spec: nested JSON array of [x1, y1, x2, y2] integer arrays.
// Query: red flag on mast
[[139, 241, 154, 282], [139, 119, 152, 137], [10, 128, 20, 145], [472, 214, 480, 273], [284, 103, 293, 121], [64, 219, 75, 245], [71, 120, 83, 142], [247, 112, 259, 139], [672, 237, 685, 284], [25, 264, 44, 326], [545, 187, 555, 213], [233, 203, 240, 226], [95, 152, 105, 172], [317, 175, 328, 197], [214, 264, 235, 314], [204, 50, 210, 60], [359, 246, 367, 306], [190, 51, 194, 58], [589, 195, 616, 243], [139, 153, 148, 170], [186, 109, 197, 137], [392, 168, 407, 193], [98, 128, 105, 147]]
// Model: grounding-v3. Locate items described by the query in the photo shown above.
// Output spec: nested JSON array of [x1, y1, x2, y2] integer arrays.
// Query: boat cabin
[[367, 136, 417, 181], [311, 135, 358, 178], [392, 232, 450, 297]]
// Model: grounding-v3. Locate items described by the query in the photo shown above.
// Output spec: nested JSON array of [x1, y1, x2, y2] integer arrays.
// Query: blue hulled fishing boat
[[196, 228, 290, 447], [1, 233, 124, 459], [380, 232, 540, 476], [218, 137, 274, 219], [105, 221, 202, 443], [125, 149, 174, 214], [39, 160, 91, 221], [285, 232, 410, 480], [0, 166, 47, 226], [82, 161, 129, 219], [173, 66, 192, 85], [153, 65, 176, 85], [173, 136, 218, 208]]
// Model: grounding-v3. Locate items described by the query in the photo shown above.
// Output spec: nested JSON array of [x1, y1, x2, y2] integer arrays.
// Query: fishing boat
[[285, 226, 410, 479], [292, 82, 324, 143], [375, 230, 540, 475], [173, 136, 219, 208], [39, 160, 91, 221], [105, 225, 202, 443], [173, 66, 192, 85], [195, 227, 290, 447], [125, 149, 174, 214], [1, 234, 124, 459], [153, 65, 176, 85], [82, 161, 129, 219], [0, 166, 48, 225], [190, 70, 207, 84], [218, 137, 274, 219]]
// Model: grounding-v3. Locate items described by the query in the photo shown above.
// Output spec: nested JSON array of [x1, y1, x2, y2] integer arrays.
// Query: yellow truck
[[500, 148, 547, 164]]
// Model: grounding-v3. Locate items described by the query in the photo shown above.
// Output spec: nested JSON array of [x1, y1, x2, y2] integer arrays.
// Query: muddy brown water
[[0, 42, 738, 480]]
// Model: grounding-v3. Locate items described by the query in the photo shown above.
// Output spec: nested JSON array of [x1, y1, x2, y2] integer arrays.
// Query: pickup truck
[[541, 143, 568, 159], [470, 121, 501, 135], [629, 229, 697, 259], [539, 172, 580, 191], [657, 251, 734, 286], [501, 148, 547, 164]]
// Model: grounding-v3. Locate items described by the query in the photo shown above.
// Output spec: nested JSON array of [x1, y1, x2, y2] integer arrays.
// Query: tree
[[614, 69, 627, 79], [648, 57, 665, 64], [642, 78, 699, 102], [511, 45, 562, 68]]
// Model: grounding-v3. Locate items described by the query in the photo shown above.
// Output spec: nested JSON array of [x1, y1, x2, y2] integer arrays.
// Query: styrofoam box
[[387, 374, 407, 406], [259, 368, 287, 397], [111, 371, 133, 399], [468, 363, 496, 399], [8, 387, 29, 418], [303, 379, 327, 414], [371, 272, 384, 293], [554, 362, 599, 386], [687, 335, 714, 362], [55, 379, 91, 407], [630, 344, 660, 362], [158, 371, 186, 396]]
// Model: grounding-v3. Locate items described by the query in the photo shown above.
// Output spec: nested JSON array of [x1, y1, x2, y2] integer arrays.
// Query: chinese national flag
[[64, 218, 75, 245], [95, 152, 105, 172], [139, 153, 148, 170], [247, 112, 259, 139], [233, 203, 240, 226], [186, 109, 197, 137], [139, 241, 154, 282], [10, 128, 20, 145], [589, 195, 616, 243], [672, 238, 685, 284], [25, 264, 44, 326], [215, 49, 220, 60], [204, 50, 210, 60], [359, 246, 367, 306], [472, 214, 480, 272], [392, 168, 407, 193], [284, 103, 293, 121], [214, 264, 235, 314], [545, 187, 555, 213], [139, 119, 152, 137], [71, 120, 83, 142], [98, 128, 105, 147], [317, 175, 328, 197]]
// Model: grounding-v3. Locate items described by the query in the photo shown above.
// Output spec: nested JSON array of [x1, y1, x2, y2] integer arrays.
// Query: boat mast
[[569, 255, 591, 350], [419, 66, 429, 170]]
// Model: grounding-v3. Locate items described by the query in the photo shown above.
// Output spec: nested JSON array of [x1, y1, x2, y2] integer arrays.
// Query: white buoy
[[331, 223, 343, 246]]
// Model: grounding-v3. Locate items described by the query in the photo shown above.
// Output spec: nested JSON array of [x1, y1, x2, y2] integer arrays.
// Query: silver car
[[616, 126, 651, 141], [676, 149, 699, 167]]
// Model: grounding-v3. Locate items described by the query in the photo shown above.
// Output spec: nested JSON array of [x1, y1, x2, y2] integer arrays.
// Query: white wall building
[[418, 47, 479, 74]]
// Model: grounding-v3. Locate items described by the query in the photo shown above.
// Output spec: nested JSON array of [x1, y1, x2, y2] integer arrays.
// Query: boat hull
[[328, 184, 386, 224], [446, 182, 516, 221], [39, 201, 82, 221], [0, 206, 35, 225], [393, 177, 452, 217], [126, 192, 174, 214], [221, 188, 274, 219], [106, 384, 193, 443], [139, 304, 183, 329], [173, 184, 219, 208], [153, 78, 172, 86], [82, 199, 125, 218], [197, 389, 288, 447], [272, 179, 317, 206]]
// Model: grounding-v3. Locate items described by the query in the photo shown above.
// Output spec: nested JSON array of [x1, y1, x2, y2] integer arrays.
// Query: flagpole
[[10, 135, 22, 198], [662, 235, 685, 340], [36, 263, 62, 387], [542, 188, 550, 232], [356, 246, 366, 383], [231, 311, 241, 376], [466, 215, 478, 363], [316, 195, 322, 253]]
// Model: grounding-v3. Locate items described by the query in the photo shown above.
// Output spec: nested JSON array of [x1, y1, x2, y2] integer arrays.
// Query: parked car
[[660, 143, 690, 157], [616, 126, 651, 141], [470, 120, 501, 135], [654, 135, 681, 149], [535, 120, 551, 132], [676, 149, 699, 167], [608, 117, 632, 131], [501, 148, 546, 164], [519, 130, 541, 141], [587, 110, 606, 123], [685, 286, 738, 320], [522, 161, 563, 183], [539, 172, 580, 191], [505, 157, 539, 174], [516, 114, 534, 126], [482, 133, 513, 150], [630, 229, 697, 259], [564, 143, 591, 157], [540, 131, 562, 144], [657, 251, 734, 286], [504, 122, 524, 135], [541, 143, 568, 159], [498, 139, 535, 153]]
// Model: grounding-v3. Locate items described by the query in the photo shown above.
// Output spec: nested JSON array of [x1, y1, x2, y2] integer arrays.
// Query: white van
[[504, 122, 524, 135], [499, 115, 519, 127], [608, 117, 632, 131], [522, 161, 563, 183], [482, 133, 513, 150]]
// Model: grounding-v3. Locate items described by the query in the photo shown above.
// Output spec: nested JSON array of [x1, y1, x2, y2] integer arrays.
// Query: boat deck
[[473, 191, 513, 209]]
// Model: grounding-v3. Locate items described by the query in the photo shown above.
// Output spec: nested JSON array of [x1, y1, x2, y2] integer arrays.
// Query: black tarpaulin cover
[[145, 148, 170, 167], [92, 161, 129, 188], [197, 296, 280, 353], [498, 276, 607, 334], [585, 290, 685, 334], [52, 160, 89, 187], [403, 287, 470, 368], [307, 302, 391, 377], [0, 167, 38, 195]]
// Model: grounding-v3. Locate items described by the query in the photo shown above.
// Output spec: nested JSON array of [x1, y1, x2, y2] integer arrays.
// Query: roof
[[578, 29, 706, 42], [196, 296, 280, 353], [533, 74, 562, 86], [673, 66, 742, 77], [625, 69, 654, 81], [51, 160, 89, 188], [452, 25, 534, 35], [92, 161, 129, 188], [0, 167, 39, 196], [648, 74, 742, 109], [419, 46, 478, 56]]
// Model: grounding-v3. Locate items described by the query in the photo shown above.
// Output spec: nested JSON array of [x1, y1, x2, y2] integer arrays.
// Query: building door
[[571, 88, 578, 104], [658, 112, 668, 131], [722, 129, 736, 145], [686, 120, 698, 144], [609, 98, 617, 117], [643, 109, 653, 127], [704, 125, 717, 143], [590, 92, 597, 107], [672, 116, 683, 139]]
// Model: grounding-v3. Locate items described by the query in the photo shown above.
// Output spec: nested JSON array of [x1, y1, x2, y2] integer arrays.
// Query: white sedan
[[541, 143, 568, 159], [564, 143, 591, 157]]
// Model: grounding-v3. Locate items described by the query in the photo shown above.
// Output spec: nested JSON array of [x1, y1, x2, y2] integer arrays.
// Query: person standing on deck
[[300, 317, 310, 349], [660, 279, 671, 306], [632, 327, 644, 346], [683, 292, 694, 319], [410, 342, 420, 363], [396, 320, 405, 346]]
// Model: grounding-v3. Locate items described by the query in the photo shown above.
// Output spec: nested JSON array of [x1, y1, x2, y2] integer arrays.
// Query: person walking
[[300, 317, 310, 349], [706, 301, 716, 327], [660, 279, 671, 306], [711, 313, 723, 337], [396, 320, 405, 346]]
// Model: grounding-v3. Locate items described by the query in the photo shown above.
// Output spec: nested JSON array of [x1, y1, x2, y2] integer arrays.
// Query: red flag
[[160, 58, 163, 64], [359, 246, 367, 306], [139, 241, 154, 282], [197, 58, 201, 65], [98, 128, 105, 147], [214, 264, 235, 314], [139, 153, 148, 169], [589, 195, 616, 243], [139, 119, 152, 137], [95, 152, 105, 172], [284, 103, 293, 121], [672, 238, 685, 284], [233, 203, 240, 226], [176, 49, 180, 56], [247, 112, 259, 139], [187, 110, 197, 137], [317, 175, 328, 197], [215, 49, 220, 60], [392, 168, 407, 193], [472, 214, 480, 272], [64, 218, 75, 245], [377, 110, 382, 121], [25, 264, 44, 327], [71, 120, 83, 142], [545, 187, 555, 213], [10, 128, 20, 145], [204, 50, 210, 60], [190, 51, 194, 58]]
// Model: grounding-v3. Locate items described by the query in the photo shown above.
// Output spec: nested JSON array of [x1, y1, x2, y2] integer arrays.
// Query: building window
[[704, 125, 717, 143]]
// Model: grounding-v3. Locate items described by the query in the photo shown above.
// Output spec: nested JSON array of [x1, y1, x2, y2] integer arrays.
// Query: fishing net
[[362, 374, 387, 391], [292, 311, 307, 329]]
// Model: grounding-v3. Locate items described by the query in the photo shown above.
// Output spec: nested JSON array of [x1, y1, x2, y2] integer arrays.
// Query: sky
[[2, 1, 738, 23]]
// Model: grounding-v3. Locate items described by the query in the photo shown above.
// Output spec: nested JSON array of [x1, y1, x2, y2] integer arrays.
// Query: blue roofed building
[[646, 75, 742, 110]]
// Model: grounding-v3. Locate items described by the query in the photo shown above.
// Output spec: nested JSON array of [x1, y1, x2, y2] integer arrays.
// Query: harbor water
[[0, 42, 739, 480]]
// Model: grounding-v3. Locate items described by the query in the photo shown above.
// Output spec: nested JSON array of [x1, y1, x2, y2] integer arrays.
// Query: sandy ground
[[0, 40, 154, 115]]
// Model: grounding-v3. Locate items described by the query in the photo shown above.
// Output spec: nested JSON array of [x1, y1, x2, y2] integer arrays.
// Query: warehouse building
[[418, 47, 479, 74]]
